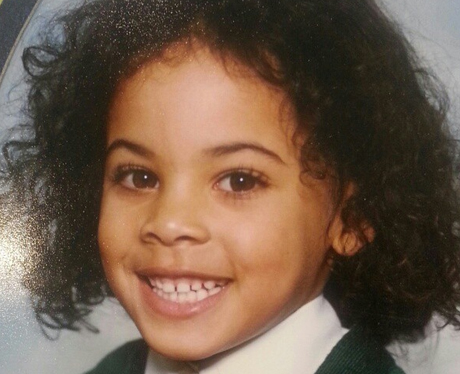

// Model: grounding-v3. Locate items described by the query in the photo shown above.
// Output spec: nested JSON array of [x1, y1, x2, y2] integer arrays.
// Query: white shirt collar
[[145, 295, 346, 374]]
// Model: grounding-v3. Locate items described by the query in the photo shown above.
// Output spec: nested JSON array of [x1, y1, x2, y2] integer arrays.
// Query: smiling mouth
[[148, 277, 228, 303]]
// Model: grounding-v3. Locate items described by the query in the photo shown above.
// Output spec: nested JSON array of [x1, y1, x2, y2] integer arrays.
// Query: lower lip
[[138, 277, 228, 319]]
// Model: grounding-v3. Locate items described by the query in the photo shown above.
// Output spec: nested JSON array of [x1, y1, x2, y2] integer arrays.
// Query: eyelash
[[109, 164, 269, 197], [214, 168, 269, 197], [110, 164, 159, 190]]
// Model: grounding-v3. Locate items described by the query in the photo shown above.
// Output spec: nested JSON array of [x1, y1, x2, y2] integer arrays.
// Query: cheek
[[219, 209, 305, 274], [218, 195, 332, 290], [97, 195, 139, 310], [98, 194, 132, 273]]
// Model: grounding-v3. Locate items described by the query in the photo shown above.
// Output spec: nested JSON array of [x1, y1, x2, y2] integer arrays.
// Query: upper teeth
[[149, 277, 226, 303]]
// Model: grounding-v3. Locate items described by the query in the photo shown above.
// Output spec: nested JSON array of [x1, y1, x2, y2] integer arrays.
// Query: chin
[[143, 335, 227, 361]]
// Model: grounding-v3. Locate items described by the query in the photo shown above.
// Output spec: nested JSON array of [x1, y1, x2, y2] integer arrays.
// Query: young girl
[[7, 0, 460, 373]]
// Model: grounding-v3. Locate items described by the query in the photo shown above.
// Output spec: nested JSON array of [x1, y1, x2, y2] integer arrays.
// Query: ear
[[329, 219, 375, 256], [327, 185, 375, 256]]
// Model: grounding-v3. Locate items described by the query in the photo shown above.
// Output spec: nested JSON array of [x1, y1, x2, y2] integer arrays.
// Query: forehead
[[107, 45, 299, 160], [116, 42, 285, 107]]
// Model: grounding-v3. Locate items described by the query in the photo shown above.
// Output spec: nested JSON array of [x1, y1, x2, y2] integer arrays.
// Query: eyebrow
[[203, 142, 286, 164], [106, 139, 285, 164], [106, 139, 154, 158]]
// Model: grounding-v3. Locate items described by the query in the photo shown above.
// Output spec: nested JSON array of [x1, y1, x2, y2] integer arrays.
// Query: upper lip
[[136, 267, 231, 282]]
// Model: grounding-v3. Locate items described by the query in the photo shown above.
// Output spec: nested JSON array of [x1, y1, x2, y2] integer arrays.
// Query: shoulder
[[84, 339, 149, 374], [315, 326, 405, 374]]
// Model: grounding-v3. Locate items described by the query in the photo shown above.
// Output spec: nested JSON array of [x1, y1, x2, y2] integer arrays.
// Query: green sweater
[[85, 326, 404, 374]]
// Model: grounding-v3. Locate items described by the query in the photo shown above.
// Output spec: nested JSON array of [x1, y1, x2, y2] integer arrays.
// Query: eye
[[113, 167, 159, 190], [217, 171, 264, 193]]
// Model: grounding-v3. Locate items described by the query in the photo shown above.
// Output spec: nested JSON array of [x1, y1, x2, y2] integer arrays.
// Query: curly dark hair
[[5, 0, 460, 345]]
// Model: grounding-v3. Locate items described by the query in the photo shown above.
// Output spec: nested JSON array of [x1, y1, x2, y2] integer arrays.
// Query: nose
[[140, 186, 210, 247]]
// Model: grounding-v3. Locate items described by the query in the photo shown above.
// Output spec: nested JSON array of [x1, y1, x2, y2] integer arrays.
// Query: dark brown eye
[[219, 172, 258, 192], [123, 170, 159, 189]]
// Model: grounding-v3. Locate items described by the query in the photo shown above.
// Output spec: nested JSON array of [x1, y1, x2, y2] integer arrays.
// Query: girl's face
[[98, 46, 345, 360]]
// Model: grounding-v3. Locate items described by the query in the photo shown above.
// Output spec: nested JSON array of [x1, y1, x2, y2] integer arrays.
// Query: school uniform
[[85, 296, 404, 374]]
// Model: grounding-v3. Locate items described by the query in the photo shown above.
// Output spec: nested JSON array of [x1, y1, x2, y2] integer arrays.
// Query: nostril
[[141, 231, 163, 244], [175, 235, 199, 242]]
